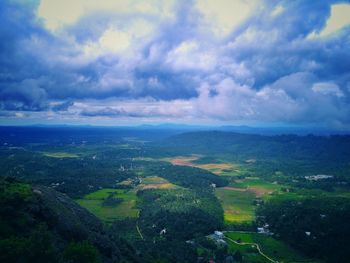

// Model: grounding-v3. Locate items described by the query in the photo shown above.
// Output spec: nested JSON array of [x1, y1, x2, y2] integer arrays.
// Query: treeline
[[0, 147, 141, 198], [159, 131, 350, 161], [152, 131, 350, 185], [0, 126, 178, 146], [257, 197, 350, 262], [143, 161, 228, 189]]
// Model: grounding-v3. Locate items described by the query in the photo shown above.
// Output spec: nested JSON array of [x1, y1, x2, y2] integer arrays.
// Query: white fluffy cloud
[[165, 41, 217, 71], [271, 5, 284, 17], [195, 0, 260, 37], [37, 0, 175, 31], [312, 82, 344, 97], [308, 3, 350, 39], [320, 3, 350, 36], [1, 0, 350, 127], [55, 72, 346, 126]]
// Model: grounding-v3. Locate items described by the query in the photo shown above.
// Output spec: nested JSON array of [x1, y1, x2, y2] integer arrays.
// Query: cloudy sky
[[1, 0, 350, 128]]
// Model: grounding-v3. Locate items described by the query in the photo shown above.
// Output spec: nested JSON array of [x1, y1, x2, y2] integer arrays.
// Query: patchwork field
[[164, 156, 286, 225], [77, 176, 180, 223], [166, 156, 200, 166], [76, 188, 139, 223], [225, 232, 320, 263], [117, 176, 179, 190], [215, 178, 285, 224], [164, 156, 287, 225], [138, 176, 178, 190], [231, 178, 282, 197], [215, 187, 256, 224], [165, 155, 240, 176]]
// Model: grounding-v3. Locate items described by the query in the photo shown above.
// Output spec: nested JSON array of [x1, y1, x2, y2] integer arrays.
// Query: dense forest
[[1, 126, 350, 262], [154, 131, 350, 184], [0, 177, 140, 263], [257, 197, 350, 262]]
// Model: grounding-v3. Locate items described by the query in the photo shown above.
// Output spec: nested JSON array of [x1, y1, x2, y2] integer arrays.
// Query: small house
[[160, 228, 167, 235], [214, 231, 224, 239]]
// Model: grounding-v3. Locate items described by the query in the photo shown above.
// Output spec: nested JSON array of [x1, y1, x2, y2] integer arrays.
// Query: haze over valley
[[1, 0, 350, 262]]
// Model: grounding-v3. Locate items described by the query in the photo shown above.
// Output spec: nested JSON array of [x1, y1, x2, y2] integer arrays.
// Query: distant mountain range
[[3, 123, 348, 136]]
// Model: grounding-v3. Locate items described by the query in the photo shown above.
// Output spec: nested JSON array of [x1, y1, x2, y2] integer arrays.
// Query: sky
[[0, 0, 350, 128]]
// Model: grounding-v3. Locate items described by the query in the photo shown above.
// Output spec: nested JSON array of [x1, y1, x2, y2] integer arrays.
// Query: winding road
[[136, 210, 144, 240], [224, 231, 279, 263], [136, 222, 144, 240]]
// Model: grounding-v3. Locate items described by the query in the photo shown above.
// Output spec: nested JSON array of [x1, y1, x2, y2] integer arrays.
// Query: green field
[[218, 164, 253, 177], [76, 188, 139, 223], [215, 178, 285, 224], [225, 232, 320, 263], [139, 176, 179, 190], [117, 176, 180, 190], [232, 178, 282, 191], [164, 155, 248, 177], [266, 186, 350, 202], [141, 176, 172, 184], [215, 188, 256, 224], [42, 152, 79, 158]]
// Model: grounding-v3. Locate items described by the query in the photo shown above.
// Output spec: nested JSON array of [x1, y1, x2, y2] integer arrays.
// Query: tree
[[63, 241, 101, 263], [233, 251, 243, 262]]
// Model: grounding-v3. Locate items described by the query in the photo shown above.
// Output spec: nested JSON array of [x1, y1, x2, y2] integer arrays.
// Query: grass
[[265, 187, 350, 202], [76, 179, 184, 223], [42, 152, 79, 158], [217, 162, 253, 177], [225, 232, 320, 263], [117, 178, 134, 186], [141, 176, 171, 184], [164, 156, 200, 166], [215, 187, 256, 224], [164, 155, 242, 176], [76, 189, 139, 223], [196, 163, 238, 175], [215, 177, 284, 225], [138, 176, 178, 190], [232, 178, 281, 191], [229, 178, 284, 198]]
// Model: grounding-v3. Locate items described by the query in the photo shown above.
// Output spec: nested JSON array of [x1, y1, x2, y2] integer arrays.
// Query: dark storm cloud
[[80, 106, 176, 118], [226, 0, 350, 88], [0, 78, 49, 111], [51, 100, 74, 112], [80, 107, 126, 117], [0, 0, 52, 111], [0, 0, 349, 127]]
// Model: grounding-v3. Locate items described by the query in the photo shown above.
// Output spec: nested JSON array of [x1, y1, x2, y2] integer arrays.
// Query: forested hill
[[158, 131, 350, 160], [0, 178, 140, 263]]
